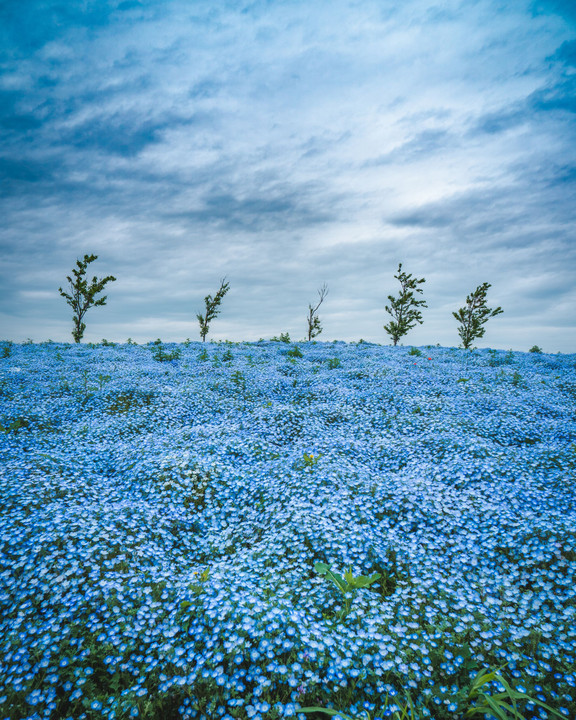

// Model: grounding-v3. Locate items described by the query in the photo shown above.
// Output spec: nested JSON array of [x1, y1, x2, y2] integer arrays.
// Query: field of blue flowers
[[1, 340, 575, 720]]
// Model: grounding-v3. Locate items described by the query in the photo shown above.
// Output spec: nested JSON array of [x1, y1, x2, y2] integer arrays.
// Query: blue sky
[[1, 0, 575, 350]]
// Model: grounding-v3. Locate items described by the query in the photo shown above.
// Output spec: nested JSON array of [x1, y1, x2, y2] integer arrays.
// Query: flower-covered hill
[[0, 340, 575, 720]]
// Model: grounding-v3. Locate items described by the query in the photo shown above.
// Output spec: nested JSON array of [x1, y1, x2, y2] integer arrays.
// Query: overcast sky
[[1, 0, 575, 351]]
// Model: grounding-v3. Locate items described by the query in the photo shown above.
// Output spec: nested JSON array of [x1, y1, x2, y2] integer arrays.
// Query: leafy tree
[[306, 283, 328, 341], [58, 254, 116, 343], [384, 263, 427, 346], [453, 282, 503, 349], [197, 278, 230, 342]]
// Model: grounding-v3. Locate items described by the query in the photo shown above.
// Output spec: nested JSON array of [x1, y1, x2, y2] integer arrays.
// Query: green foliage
[[100, 338, 117, 347], [150, 344, 181, 362], [300, 696, 416, 720], [529, 345, 543, 353], [300, 665, 564, 720], [384, 263, 427, 346], [512, 370, 522, 387], [105, 390, 155, 414], [230, 370, 246, 391], [271, 332, 291, 343], [196, 278, 230, 342], [97, 373, 112, 391], [126, 337, 137, 345], [408, 347, 422, 356], [0, 416, 31, 433], [1, 341, 13, 358], [181, 569, 210, 600], [287, 345, 303, 358], [314, 562, 381, 620], [296, 452, 322, 469], [222, 347, 233, 362], [307, 283, 328, 341], [197, 348, 209, 361], [453, 282, 503, 349], [327, 357, 341, 369], [58, 253, 116, 343], [464, 665, 564, 719]]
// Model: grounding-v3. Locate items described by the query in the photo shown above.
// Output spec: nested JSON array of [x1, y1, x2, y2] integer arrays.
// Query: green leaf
[[482, 694, 520, 720], [299, 708, 359, 720], [324, 570, 347, 593], [350, 572, 381, 588]]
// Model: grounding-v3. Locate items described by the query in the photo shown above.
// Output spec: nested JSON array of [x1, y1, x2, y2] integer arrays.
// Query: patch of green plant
[[181, 568, 210, 601], [222, 347, 233, 362], [511, 370, 523, 387], [97, 373, 112, 391], [287, 345, 303, 358], [1, 341, 13, 358], [529, 345, 543, 353], [163, 465, 212, 511], [105, 389, 155, 414], [366, 548, 407, 597], [197, 348, 209, 361], [271, 332, 291, 342], [408, 347, 422, 356], [100, 338, 117, 347], [301, 664, 565, 720], [464, 665, 564, 719], [231, 370, 246, 392], [327, 357, 341, 369], [296, 452, 322, 469], [0, 416, 31, 433], [314, 562, 381, 620], [301, 694, 416, 720], [151, 343, 181, 362]]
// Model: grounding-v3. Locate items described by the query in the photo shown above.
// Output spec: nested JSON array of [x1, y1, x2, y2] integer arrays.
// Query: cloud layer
[[1, 0, 575, 350]]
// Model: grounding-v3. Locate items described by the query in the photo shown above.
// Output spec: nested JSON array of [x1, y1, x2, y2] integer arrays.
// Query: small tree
[[306, 283, 328, 341], [384, 263, 427, 346], [59, 254, 116, 343], [453, 282, 503, 349], [197, 278, 230, 342]]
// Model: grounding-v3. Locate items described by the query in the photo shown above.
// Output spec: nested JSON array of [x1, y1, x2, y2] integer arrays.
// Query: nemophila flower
[[1, 342, 575, 718]]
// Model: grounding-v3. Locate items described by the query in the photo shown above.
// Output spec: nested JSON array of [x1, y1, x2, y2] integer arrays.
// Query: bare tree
[[306, 283, 328, 341]]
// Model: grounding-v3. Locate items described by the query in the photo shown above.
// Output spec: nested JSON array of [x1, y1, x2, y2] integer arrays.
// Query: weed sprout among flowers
[[0, 340, 575, 719]]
